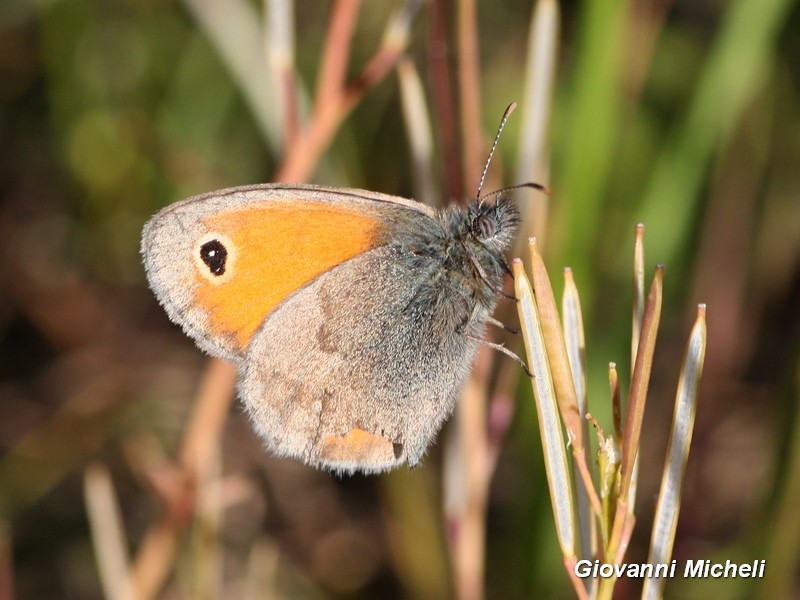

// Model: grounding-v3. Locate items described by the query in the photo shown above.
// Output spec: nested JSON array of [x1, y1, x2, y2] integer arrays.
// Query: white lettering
[[652, 563, 669, 578], [575, 560, 593, 578], [574, 559, 769, 580], [599, 563, 614, 578], [685, 560, 706, 577], [634, 564, 650, 578], [681, 559, 768, 578], [724, 560, 738, 577]]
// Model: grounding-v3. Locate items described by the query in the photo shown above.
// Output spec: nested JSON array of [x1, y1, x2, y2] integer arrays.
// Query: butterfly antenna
[[476, 102, 517, 205], [479, 182, 551, 203]]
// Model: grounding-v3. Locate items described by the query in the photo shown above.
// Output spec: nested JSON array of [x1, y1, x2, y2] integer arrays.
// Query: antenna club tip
[[523, 182, 552, 195]]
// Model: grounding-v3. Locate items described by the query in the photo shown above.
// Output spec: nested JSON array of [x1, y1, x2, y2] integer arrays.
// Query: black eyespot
[[473, 214, 496, 239], [199, 239, 228, 276], [393, 442, 403, 459]]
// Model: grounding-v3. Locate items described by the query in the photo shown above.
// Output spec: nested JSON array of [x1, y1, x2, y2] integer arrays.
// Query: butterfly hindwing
[[240, 244, 480, 473]]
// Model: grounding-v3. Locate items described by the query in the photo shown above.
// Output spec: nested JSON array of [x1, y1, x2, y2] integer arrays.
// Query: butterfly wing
[[240, 243, 480, 473], [141, 183, 436, 360], [142, 183, 478, 472]]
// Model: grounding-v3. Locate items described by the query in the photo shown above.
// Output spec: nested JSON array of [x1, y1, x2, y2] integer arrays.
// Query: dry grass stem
[[609, 363, 622, 441], [513, 260, 576, 557], [428, 0, 462, 199], [129, 516, 179, 600], [457, 0, 484, 193], [446, 376, 490, 600], [276, 0, 419, 183], [642, 305, 707, 600], [632, 224, 646, 367], [529, 241, 582, 448], [179, 359, 238, 477], [264, 0, 300, 149], [563, 269, 596, 564], [628, 224, 646, 516], [188, 448, 224, 597], [563, 555, 590, 600], [398, 58, 439, 207], [515, 222, 707, 598], [180, 0, 281, 150], [529, 239, 602, 517], [314, 0, 360, 108], [514, 259, 580, 595], [126, 359, 236, 598], [618, 266, 663, 499], [598, 266, 663, 598], [515, 0, 559, 248], [84, 463, 133, 600]]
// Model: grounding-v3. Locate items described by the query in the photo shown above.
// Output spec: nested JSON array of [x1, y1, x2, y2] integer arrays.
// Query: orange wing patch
[[194, 200, 383, 350], [321, 428, 400, 465]]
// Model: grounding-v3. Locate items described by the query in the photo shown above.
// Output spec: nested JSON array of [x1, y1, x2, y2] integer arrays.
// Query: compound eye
[[199, 239, 228, 276], [473, 214, 496, 239]]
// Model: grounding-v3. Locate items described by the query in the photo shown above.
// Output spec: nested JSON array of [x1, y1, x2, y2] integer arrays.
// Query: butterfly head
[[470, 192, 520, 252]]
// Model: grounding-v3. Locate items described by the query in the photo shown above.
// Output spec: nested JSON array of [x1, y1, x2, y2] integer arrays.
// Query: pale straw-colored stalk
[[562, 269, 597, 582], [529, 239, 602, 517], [397, 58, 438, 207], [515, 0, 559, 250], [264, 0, 301, 150], [598, 267, 663, 599], [514, 258, 586, 600], [179, 0, 281, 151], [642, 306, 707, 600], [516, 223, 706, 600], [628, 224, 646, 516], [84, 463, 134, 600]]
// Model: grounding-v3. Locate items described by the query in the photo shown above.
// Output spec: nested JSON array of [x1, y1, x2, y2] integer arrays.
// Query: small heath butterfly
[[142, 105, 544, 474]]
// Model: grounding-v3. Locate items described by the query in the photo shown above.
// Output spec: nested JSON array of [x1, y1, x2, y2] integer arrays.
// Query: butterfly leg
[[486, 315, 521, 335], [465, 334, 532, 377]]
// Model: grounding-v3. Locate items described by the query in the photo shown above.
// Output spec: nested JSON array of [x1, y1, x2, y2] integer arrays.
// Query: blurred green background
[[1, 0, 799, 598]]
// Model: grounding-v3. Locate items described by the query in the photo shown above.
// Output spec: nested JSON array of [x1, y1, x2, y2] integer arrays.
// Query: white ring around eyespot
[[194, 231, 236, 284]]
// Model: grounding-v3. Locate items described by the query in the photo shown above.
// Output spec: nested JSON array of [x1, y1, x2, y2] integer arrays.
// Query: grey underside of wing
[[239, 244, 478, 467], [155, 183, 437, 220]]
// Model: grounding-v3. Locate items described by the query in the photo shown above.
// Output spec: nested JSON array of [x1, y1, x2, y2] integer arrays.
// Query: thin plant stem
[[458, 0, 484, 194], [563, 268, 597, 573], [128, 359, 237, 599], [264, 0, 300, 149], [642, 305, 707, 600], [515, 0, 559, 250], [314, 0, 360, 113], [84, 463, 133, 600], [429, 0, 462, 200], [180, 0, 281, 151], [530, 239, 602, 517], [600, 266, 664, 599], [398, 58, 438, 207], [276, 1, 418, 183], [514, 259, 584, 600], [619, 266, 664, 498]]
